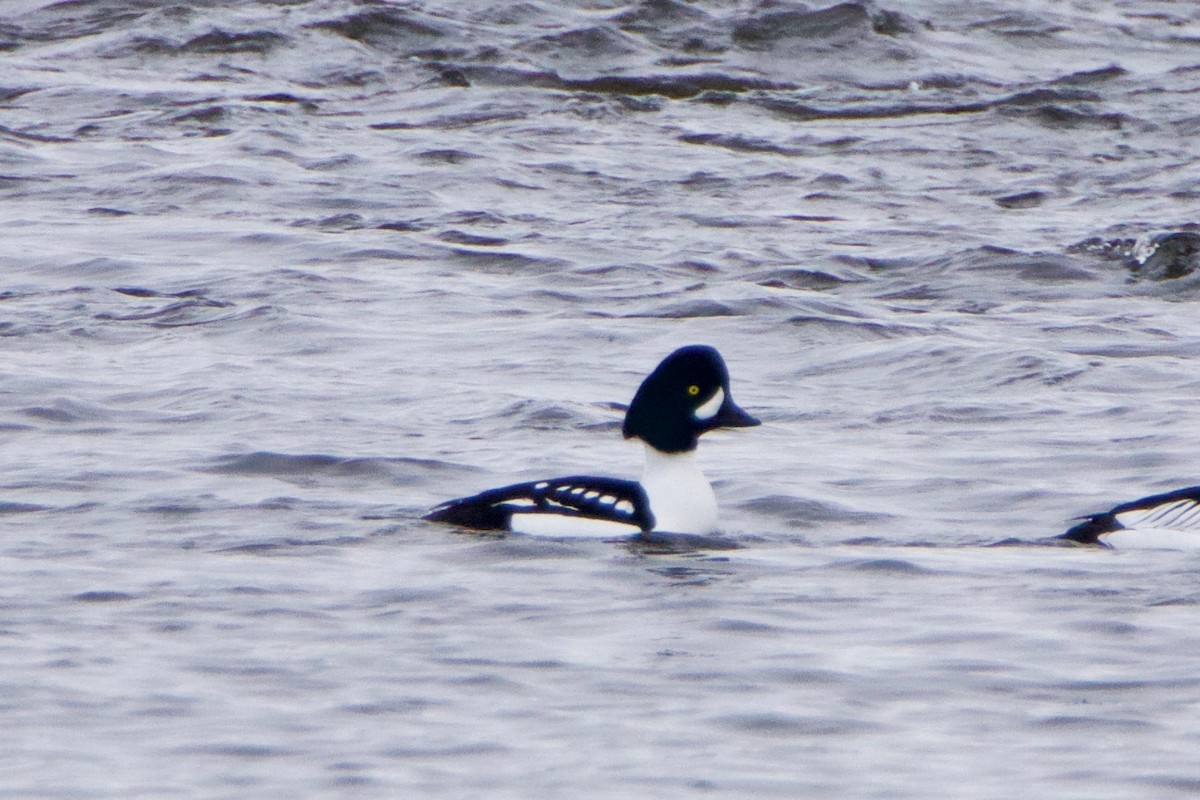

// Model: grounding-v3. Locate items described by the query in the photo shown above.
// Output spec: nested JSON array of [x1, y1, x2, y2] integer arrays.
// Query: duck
[[424, 345, 760, 537], [1058, 486, 1200, 549]]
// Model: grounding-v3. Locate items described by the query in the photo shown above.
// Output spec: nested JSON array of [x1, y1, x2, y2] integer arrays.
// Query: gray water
[[4, 0, 1200, 797]]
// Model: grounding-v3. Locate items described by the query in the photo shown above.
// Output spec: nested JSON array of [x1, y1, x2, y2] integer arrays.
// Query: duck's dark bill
[[713, 401, 760, 428]]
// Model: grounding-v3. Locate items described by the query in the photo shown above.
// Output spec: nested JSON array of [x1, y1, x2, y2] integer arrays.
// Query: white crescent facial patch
[[694, 387, 724, 421]]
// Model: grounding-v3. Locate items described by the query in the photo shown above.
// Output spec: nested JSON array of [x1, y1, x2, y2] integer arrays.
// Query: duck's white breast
[[640, 447, 718, 534]]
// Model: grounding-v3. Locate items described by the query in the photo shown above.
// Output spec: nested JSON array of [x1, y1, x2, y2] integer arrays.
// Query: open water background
[[4, 0, 1200, 797]]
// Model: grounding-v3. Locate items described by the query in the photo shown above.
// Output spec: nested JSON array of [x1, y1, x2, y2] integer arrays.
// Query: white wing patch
[[506, 477, 652, 532], [510, 513, 642, 539], [694, 387, 724, 421], [1100, 528, 1200, 551], [1114, 498, 1200, 532], [499, 498, 538, 509]]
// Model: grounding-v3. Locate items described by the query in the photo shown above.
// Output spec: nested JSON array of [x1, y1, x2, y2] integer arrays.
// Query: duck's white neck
[[640, 444, 718, 534]]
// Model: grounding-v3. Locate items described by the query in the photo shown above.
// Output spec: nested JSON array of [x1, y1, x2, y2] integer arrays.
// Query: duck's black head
[[621, 345, 760, 454]]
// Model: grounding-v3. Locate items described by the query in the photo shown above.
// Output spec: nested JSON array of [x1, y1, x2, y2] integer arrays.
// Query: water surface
[[4, 1, 1200, 797]]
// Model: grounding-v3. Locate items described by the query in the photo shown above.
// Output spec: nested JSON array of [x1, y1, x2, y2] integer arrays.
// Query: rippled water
[[4, 1, 1200, 797]]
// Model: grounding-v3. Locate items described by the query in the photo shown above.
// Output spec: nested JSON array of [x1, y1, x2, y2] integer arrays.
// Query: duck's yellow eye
[[687, 385, 700, 396]]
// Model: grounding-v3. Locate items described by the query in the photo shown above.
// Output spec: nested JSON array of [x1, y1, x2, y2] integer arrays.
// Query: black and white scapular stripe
[[424, 344, 760, 538], [424, 476, 654, 536], [1059, 485, 1200, 549]]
